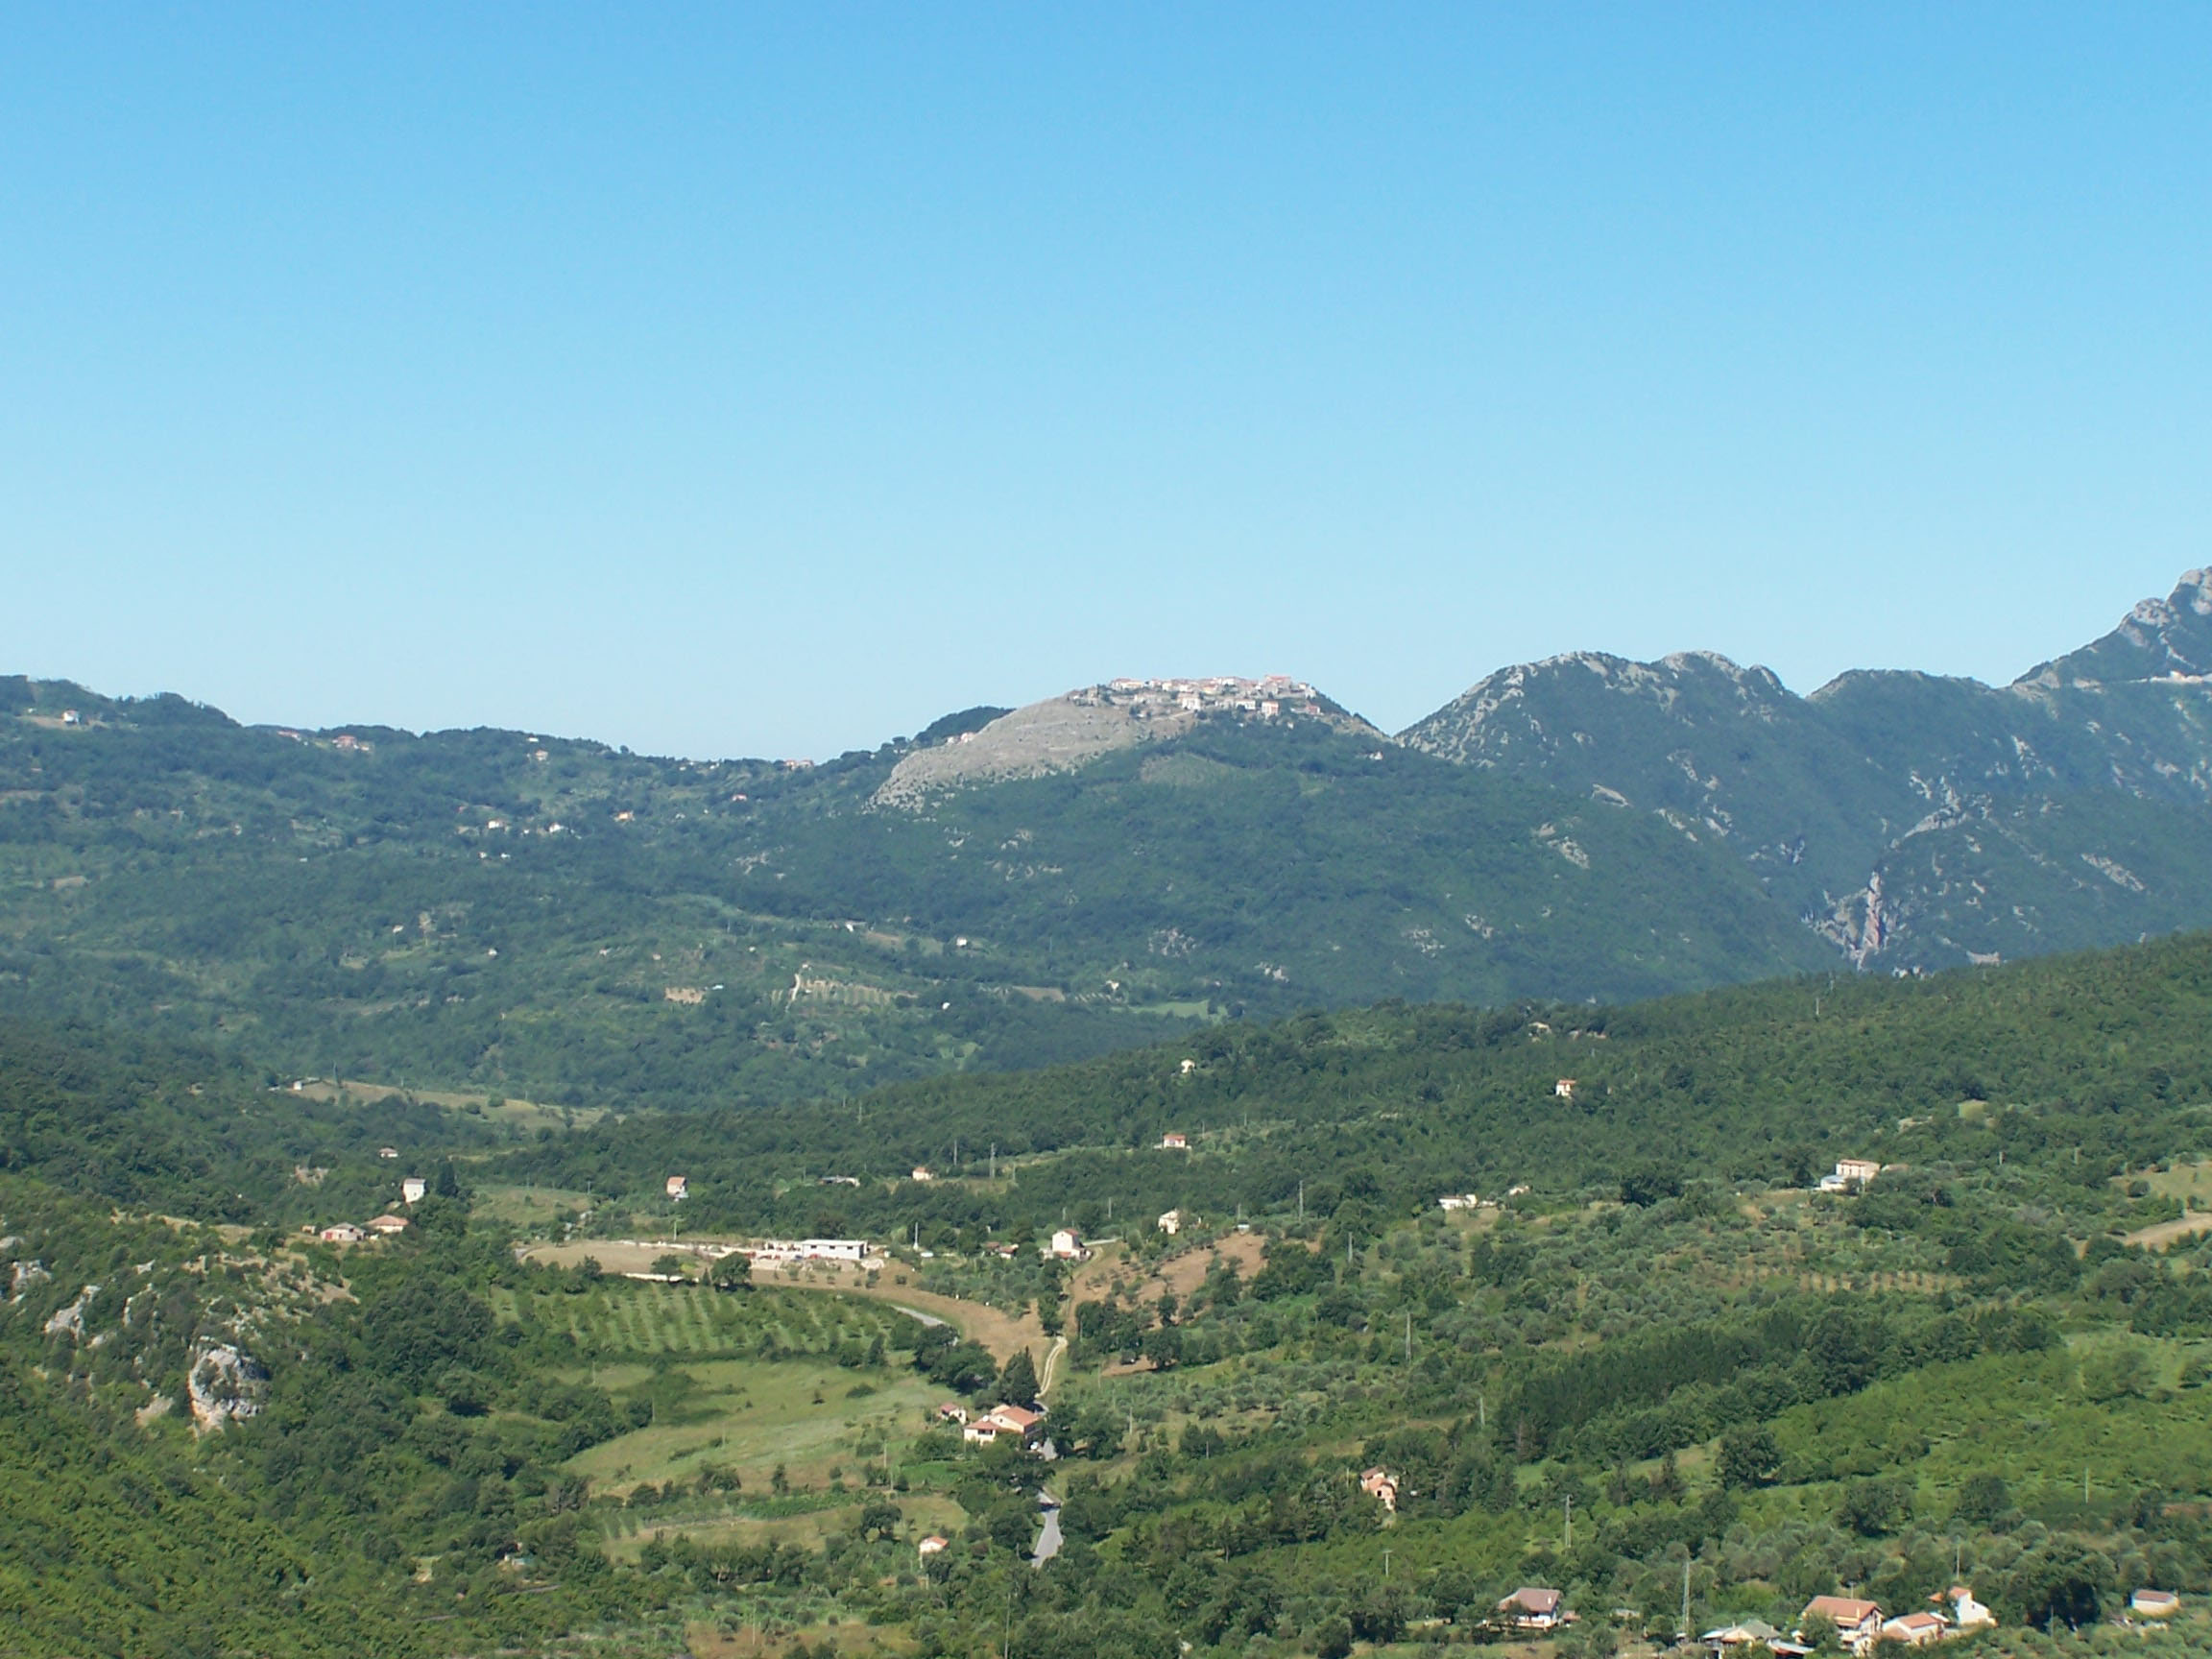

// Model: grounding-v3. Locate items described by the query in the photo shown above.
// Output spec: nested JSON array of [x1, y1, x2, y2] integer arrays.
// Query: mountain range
[[8, 571, 2212, 1105]]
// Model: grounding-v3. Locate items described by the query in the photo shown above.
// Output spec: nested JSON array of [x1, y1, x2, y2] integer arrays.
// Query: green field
[[569, 1357, 941, 1501], [497, 1280, 922, 1362]]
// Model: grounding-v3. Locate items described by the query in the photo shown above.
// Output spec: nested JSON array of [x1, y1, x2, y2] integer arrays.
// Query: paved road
[[1032, 1491, 1062, 1568]]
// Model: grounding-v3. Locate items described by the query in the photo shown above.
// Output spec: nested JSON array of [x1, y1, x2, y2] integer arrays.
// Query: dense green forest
[[8, 933, 2212, 1653]]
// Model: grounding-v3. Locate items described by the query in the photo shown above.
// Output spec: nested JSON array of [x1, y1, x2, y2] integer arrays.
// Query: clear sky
[[5, 6, 2209, 758]]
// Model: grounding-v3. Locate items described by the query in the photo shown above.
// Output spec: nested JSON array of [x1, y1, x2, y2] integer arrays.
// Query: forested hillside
[[0, 675, 1824, 1110], [13, 578, 2212, 1117], [509, 926, 2212, 1244], [7, 935, 2212, 1652]]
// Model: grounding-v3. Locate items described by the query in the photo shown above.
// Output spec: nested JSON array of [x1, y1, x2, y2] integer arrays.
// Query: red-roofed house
[[1881, 1611, 1947, 1647], [1801, 1597, 1883, 1652], [1499, 1587, 1565, 1630], [963, 1404, 1043, 1446], [2131, 1588, 2180, 1620]]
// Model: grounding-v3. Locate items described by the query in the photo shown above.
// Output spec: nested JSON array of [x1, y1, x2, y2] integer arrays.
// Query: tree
[[2007, 1540, 2109, 1630], [1719, 1426, 1782, 1490], [1838, 1475, 1912, 1537], [1952, 1472, 2010, 1525], [997, 1349, 1041, 1407], [1141, 1325, 1184, 1371], [854, 1501, 902, 1541], [709, 1252, 753, 1290], [1620, 1165, 1682, 1208], [651, 1253, 687, 1279]]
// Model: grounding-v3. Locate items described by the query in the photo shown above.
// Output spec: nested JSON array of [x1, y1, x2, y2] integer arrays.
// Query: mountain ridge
[[9, 575, 2212, 1099]]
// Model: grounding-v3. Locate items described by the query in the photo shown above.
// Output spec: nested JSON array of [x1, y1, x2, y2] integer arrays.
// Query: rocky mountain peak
[[2019, 569, 2212, 687]]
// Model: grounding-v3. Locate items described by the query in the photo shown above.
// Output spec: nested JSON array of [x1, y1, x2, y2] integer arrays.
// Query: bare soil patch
[[2128, 1212, 2212, 1251]]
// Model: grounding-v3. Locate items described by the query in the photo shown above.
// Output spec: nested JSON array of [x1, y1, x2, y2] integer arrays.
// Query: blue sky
[[5, 6, 2209, 757]]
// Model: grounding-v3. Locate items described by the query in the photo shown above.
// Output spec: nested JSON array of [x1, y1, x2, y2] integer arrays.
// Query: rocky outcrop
[[187, 1342, 268, 1432], [43, 1284, 97, 1336], [8, 1257, 49, 1300], [2021, 569, 2212, 685]]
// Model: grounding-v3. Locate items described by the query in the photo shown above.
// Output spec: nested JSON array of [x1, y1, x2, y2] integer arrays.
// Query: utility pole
[[1404, 1310, 1412, 1365], [1297, 1181, 1304, 1222], [1564, 1495, 1572, 1551], [1479, 1391, 1486, 1431], [990, 1142, 997, 1179], [1680, 1559, 1692, 1641]]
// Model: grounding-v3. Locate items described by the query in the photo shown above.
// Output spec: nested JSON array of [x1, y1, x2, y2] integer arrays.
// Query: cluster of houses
[[744, 1238, 871, 1266], [314, 1173, 425, 1243], [1697, 1591, 2000, 1654], [316, 1214, 409, 1244], [1073, 675, 1325, 721], [1720, 1585, 2190, 1653], [937, 1400, 1045, 1449], [1437, 1186, 1528, 1211]]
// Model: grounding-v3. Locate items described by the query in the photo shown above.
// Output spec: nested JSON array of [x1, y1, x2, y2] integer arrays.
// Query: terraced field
[[497, 1281, 924, 1362]]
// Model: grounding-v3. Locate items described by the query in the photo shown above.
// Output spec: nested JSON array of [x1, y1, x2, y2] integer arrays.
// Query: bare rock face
[[8, 1257, 50, 1301], [875, 677, 1367, 807], [2022, 569, 2212, 685], [43, 1285, 97, 1336], [875, 696, 1179, 807], [187, 1342, 268, 1432]]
